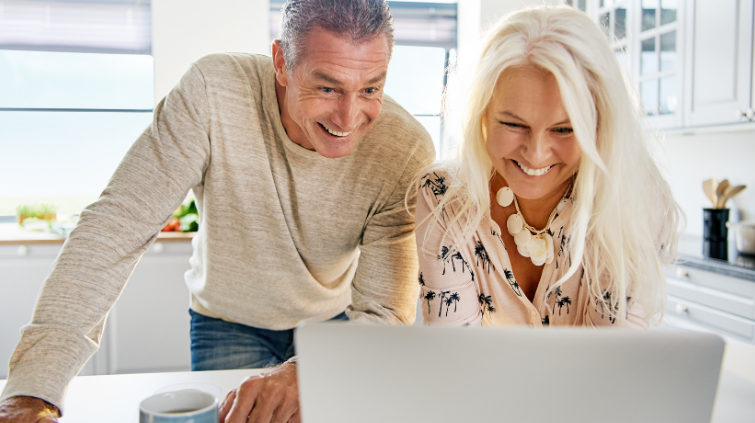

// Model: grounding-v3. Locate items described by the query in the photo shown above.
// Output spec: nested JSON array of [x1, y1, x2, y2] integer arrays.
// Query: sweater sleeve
[[0, 64, 212, 414], [347, 133, 435, 325], [414, 175, 482, 326]]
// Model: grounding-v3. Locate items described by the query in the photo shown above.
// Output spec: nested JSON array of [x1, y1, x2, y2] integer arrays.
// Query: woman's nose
[[522, 131, 550, 165]]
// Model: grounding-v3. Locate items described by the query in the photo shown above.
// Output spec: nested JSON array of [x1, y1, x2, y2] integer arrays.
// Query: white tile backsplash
[[654, 129, 755, 236]]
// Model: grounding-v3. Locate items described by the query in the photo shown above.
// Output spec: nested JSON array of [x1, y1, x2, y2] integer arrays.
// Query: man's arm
[[0, 63, 212, 416], [349, 131, 436, 324]]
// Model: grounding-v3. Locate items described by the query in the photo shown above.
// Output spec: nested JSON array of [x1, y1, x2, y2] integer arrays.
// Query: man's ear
[[272, 40, 289, 86]]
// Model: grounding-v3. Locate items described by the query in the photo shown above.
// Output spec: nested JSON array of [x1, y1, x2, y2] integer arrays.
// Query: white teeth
[[516, 161, 553, 176], [321, 124, 352, 137]]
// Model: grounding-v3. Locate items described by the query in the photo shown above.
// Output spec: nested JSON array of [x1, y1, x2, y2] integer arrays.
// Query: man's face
[[273, 27, 391, 159]]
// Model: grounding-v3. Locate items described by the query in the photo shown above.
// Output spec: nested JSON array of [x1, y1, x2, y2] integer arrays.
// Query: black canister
[[703, 208, 729, 260]]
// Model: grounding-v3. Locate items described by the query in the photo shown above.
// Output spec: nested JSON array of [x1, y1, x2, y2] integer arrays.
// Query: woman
[[415, 6, 681, 328]]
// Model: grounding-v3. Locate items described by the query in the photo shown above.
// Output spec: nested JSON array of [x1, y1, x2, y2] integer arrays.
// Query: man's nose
[[332, 94, 359, 131]]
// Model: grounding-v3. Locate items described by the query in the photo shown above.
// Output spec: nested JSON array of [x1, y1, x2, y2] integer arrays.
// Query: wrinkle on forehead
[[296, 27, 391, 69]]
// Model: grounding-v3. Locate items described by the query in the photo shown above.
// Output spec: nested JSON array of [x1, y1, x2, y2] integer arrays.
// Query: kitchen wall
[[656, 129, 755, 237], [152, 0, 271, 104]]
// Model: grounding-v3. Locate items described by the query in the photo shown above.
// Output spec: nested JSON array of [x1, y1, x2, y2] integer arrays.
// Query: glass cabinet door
[[637, 0, 679, 122]]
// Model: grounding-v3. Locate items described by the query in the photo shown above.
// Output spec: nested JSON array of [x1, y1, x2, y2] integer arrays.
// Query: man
[[0, 0, 435, 422]]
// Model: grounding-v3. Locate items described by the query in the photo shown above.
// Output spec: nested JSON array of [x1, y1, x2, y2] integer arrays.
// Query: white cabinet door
[[684, 0, 754, 127], [103, 241, 193, 375]]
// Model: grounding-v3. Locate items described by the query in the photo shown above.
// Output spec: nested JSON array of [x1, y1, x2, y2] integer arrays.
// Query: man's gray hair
[[278, 0, 395, 71]]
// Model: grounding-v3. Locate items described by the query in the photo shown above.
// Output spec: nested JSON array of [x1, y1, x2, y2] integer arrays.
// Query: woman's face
[[485, 66, 582, 201]]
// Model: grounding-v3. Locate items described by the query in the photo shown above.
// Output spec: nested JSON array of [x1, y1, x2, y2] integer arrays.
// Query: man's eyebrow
[[313, 71, 342, 86], [367, 72, 387, 85], [311, 70, 387, 87]]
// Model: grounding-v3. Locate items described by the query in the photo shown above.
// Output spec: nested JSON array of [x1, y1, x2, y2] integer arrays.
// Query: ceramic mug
[[139, 389, 218, 423]]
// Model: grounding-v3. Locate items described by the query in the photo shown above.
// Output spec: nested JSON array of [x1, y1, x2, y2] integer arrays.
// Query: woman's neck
[[491, 174, 571, 229]]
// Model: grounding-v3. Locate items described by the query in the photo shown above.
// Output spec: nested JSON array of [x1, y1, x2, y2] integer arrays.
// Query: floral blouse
[[415, 171, 648, 329]]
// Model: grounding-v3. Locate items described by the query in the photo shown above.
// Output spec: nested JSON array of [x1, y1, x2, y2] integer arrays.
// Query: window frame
[[268, 1, 457, 158]]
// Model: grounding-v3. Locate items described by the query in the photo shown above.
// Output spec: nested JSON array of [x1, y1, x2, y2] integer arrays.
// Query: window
[[597, 1, 630, 77], [567, 0, 682, 125], [269, 0, 457, 159], [637, 0, 679, 117], [565, 0, 588, 12], [0, 0, 153, 218]]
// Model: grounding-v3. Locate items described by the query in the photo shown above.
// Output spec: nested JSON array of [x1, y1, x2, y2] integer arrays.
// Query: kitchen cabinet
[[576, 0, 755, 131], [99, 241, 193, 375], [0, 239, 193, 379], [664, 264, 755, 344], [683, 0, 754, 127]]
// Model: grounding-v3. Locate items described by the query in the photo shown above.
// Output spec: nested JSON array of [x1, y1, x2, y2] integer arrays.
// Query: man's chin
[[310, 135, 360, 159], [314, 142, 358, 159]]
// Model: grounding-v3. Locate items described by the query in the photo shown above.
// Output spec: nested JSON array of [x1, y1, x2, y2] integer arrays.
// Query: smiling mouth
[[514, 160, 555, 176], [319, 123, 353, 138]]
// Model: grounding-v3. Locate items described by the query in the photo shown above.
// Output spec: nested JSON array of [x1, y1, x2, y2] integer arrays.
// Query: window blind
[[269, 1, 457, 50], [0, 0, 151, 54]]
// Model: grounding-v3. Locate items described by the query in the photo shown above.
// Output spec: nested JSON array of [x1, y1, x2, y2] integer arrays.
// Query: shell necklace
[[496, 186, 567, 267]]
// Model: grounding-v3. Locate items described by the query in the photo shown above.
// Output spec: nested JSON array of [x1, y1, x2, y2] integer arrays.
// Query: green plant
[[171, 199, 199, 232], [16, 204, 58, 223]]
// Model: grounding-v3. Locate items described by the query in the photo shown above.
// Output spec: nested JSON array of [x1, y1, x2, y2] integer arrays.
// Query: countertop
[[677, 234, 755, 282], [0, 222, 195, 245]]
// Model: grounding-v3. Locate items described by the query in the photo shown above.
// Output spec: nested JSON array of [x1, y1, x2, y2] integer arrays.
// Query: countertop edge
[[676, 254, 755, 282], [0, 232, 196, 245]]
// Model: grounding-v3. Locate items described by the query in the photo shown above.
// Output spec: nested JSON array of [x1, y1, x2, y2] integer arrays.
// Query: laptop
[[295, 323, 725, 423]]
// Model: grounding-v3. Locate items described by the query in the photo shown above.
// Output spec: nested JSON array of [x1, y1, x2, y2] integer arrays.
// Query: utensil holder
[[703, 208, 729, 260]]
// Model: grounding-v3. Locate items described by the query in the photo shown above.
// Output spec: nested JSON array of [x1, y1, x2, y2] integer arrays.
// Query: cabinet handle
[[17, 246, 28, 257], [739, 109, 755, 120], [152, 243, 165, 254], [675, 268, 689, 279], [675, 303, 688, 315]]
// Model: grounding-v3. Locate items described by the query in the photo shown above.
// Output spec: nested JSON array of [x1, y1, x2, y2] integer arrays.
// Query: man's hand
[[219, 361, 301, 423], [0, 396, 60, 423]]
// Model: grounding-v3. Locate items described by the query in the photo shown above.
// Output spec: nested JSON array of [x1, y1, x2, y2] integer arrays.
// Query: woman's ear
[[481, 115, 488, 142]]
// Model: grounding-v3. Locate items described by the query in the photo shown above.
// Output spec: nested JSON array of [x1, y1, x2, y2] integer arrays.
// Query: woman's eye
[[500, 121, 526, 129], [553, 127, 574, 136]]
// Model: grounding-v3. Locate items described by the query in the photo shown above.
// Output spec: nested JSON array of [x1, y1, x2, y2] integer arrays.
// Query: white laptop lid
[[295, 324, 724, 423]]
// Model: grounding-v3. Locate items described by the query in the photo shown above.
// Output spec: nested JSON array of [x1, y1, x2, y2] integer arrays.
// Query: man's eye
[[320, 87, 334, 94], [365, 87, 379, 95]]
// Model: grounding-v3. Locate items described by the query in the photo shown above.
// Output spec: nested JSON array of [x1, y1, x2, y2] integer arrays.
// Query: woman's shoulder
[[417, 166, 457, 201]]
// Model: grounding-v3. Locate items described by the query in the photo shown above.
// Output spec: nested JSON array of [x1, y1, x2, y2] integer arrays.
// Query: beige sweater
[[1, 53, 435, 412]]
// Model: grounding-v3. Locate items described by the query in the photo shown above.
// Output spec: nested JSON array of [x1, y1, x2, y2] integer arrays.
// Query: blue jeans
[[189, 309, 348, 371]]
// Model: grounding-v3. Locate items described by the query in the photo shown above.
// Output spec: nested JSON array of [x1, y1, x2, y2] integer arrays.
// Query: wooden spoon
[[716, 179, 730, 208], [703, 179, 718, 208], [718, 185, 747, 209]]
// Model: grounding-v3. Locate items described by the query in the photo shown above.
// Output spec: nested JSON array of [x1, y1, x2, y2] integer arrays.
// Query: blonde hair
[[414, 6, 681, 325]]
